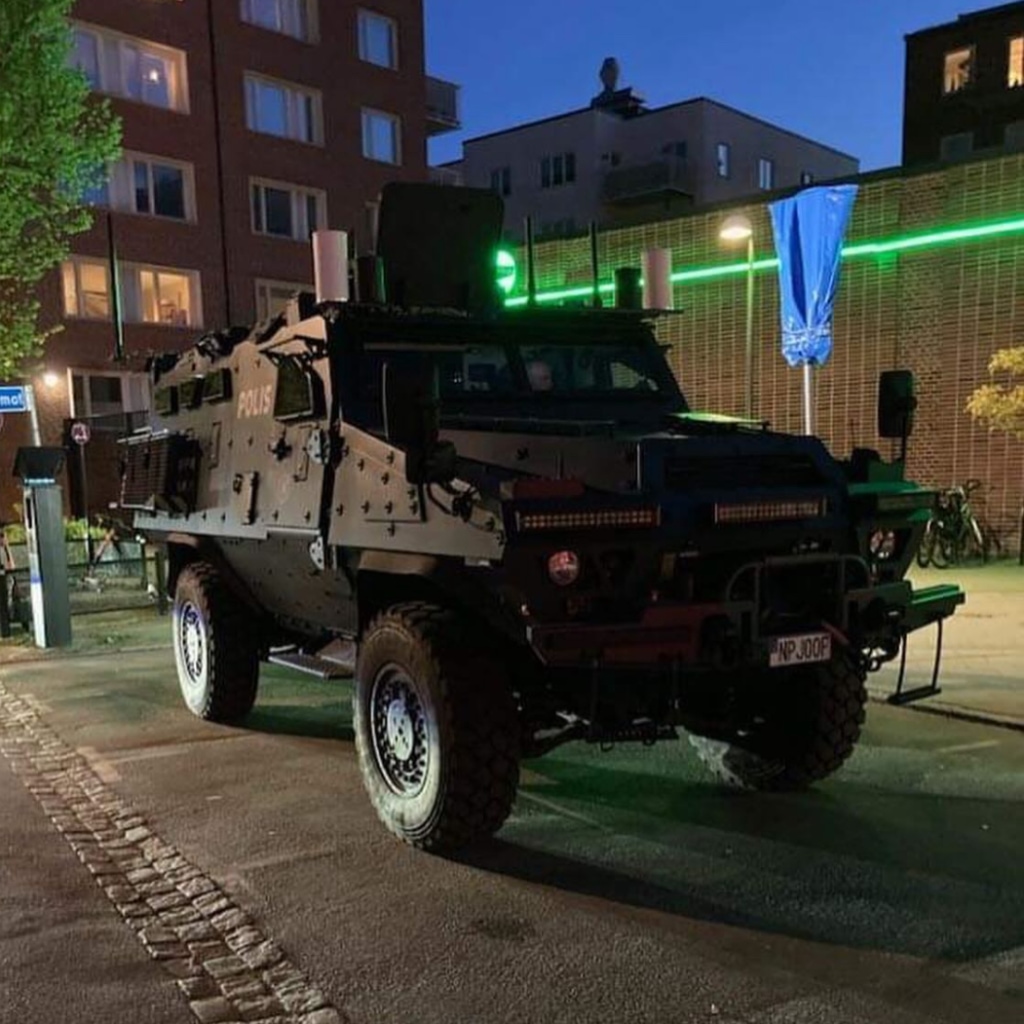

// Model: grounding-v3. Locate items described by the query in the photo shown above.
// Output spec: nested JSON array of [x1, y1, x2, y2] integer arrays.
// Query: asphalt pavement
[[1, 590, 1022, 1024]]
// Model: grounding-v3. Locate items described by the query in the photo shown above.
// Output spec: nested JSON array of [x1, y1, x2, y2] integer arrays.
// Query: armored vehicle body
[[120, 185, 963, 850]]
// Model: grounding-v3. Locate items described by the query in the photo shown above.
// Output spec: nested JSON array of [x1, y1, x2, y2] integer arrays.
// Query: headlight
[[869, 530, 897, 560], [547, 550, 580, 587]]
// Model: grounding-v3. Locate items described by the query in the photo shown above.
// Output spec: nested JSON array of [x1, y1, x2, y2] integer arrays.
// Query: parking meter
[[13, 447, 71, 648]]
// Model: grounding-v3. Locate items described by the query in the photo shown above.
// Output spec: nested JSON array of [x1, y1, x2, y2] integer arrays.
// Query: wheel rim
[[176, 599, 208, 704], [369, 663, 430, 796]]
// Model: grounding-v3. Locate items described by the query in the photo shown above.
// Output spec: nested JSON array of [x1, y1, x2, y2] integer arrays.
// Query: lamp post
[[719, 213, 755, 420]]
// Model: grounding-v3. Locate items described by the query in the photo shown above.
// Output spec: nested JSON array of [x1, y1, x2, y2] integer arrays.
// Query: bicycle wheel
[[968, 516, 988, 563], [931, 532, 955, 569], [916, 522, 936, 568]]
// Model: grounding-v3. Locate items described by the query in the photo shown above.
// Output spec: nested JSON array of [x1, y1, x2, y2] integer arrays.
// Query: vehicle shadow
[[242, 701, 354, 742], [458, 756, 1024, 962]]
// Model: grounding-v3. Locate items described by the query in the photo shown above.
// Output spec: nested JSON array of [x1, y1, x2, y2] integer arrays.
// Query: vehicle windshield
[[360, 339, 667, 399]]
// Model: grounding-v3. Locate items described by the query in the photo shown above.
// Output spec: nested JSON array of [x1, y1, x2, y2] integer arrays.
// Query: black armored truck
[[120, 185, 963, 850]]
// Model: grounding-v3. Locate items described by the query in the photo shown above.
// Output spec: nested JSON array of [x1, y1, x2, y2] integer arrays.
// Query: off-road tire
[[688, 651, 867, 791], [353, 602, 520, 851], [172, 562, 259, 723]]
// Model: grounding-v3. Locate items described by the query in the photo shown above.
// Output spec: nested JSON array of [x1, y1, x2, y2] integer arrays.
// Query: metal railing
[[426, 76, 461, 134], [602, 156, 694, 203]]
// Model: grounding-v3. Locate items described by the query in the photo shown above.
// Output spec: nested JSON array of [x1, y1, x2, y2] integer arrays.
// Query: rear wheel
[[172, 562, 259, 722], [688, 651, 867, 791], [353, 603, 520, 851]]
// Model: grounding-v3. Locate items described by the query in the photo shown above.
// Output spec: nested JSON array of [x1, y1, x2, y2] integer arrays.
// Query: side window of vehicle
[[273, 356, 323, 421]]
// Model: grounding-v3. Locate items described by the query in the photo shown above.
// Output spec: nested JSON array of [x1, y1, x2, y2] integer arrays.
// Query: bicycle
[[916, 479, 999, 568]]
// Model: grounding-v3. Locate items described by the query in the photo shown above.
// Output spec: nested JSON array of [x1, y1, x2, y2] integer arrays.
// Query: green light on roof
[[503, 213, 1024, 307], [496, 249, 517, 296]]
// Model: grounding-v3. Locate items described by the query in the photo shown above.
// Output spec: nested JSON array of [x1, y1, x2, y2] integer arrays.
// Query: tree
[[0, 0, 120, 378], [966, 347, 1024, 440]]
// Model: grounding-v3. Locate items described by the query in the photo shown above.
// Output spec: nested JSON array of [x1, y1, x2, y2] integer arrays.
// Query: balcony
[[602, 156, 694, 205], [427, 76, 461, 136], [429, 165, 463, 186]]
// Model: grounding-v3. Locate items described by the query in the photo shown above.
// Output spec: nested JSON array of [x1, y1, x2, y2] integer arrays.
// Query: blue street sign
[[0, 386, 27, 413]]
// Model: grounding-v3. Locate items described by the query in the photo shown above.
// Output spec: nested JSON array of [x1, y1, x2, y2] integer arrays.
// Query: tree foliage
[[966, 346, 1024, 440], [0, 0, 120, 378]]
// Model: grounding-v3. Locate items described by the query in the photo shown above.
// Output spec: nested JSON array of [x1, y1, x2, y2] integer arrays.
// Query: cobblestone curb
[[0, 680, 347, 1024]]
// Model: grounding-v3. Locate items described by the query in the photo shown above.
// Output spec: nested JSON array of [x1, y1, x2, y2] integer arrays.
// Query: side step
[[888, 583, 965, 706], [267, 638, 356, 679]]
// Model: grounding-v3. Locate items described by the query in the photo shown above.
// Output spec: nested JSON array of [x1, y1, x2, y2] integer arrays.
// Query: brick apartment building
[[904, 1, 1024, 165], [0, 0, 458, 519]]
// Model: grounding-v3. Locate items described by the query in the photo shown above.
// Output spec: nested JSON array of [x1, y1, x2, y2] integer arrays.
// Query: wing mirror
[[878, 369, 917, 460]]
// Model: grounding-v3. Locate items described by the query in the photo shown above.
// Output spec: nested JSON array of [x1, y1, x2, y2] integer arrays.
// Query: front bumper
[[525, 555, 964, 669]]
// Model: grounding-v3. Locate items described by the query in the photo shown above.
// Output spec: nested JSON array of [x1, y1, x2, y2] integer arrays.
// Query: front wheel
[[688, 651, 867, 791], [353, 603, 520, 851], [172, 562, 259, 722]]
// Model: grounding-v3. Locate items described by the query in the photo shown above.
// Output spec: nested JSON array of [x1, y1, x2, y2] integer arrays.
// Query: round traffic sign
[[71, 421, 91, 446]]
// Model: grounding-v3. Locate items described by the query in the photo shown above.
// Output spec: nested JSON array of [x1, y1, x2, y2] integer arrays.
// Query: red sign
[[71, 421, 91, 446]]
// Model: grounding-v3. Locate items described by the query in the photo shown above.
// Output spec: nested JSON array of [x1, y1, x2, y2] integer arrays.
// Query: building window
[[251, 179, 325, 240], [662, 141, 688, 159], [800, 171, 815, 186], [255, 279, 313, 320], [540, 152, 575, 189], [943, 47, 973, 94], [1005, 121, 1024, 150], [716, 142, 731, 178], [61, 259, 111, 319], [245, 74, 322, 144], [490, 166, 511, 197], [939, 131, 974, 161], [758, 158, 775, 191], [1010, 37, 1024, 87], [361, 109, 401, 164], [82, 152, 194, 220], [71, 373, 149, 419], [61, 258, 201, 326], [70, 23, 188, 112], [240, 0, 314, 41], [358, 9, 397, 68]]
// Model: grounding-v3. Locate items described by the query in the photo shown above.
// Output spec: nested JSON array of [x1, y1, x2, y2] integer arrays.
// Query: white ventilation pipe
[[312, 229, 349, 303], [641, 247, 673, 310]]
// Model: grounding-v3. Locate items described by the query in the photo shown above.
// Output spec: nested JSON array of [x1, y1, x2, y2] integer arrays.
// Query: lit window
[[251, 179, 325, 240], [716, 142, 731, 178], [361, 109, 401, 164], [137, 268, 194, 326], [358, 9, 397, 68], [1010, 37, 1024, 87], [944, 47, 973, 94], [240, 0, 314, 41], [758, 157, 775, 190], [490, 166, 511, 196], [61, 259, 111, 319], [69, 23, 187, 111], [245, 74, 322, 144], [255, 279, 313, 320]]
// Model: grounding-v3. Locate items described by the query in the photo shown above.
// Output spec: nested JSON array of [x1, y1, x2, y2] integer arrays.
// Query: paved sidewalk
[[870, 562, 1024, 730]]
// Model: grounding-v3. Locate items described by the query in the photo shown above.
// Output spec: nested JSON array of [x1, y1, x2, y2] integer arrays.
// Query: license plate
[[769, 632, 832, 668]]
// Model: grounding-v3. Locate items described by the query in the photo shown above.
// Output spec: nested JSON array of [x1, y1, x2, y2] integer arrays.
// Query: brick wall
[[521, 154, 1024, 552]]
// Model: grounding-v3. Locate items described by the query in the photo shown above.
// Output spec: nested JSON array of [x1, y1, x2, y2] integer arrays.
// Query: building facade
[[903, 1, 1024, 165], [1, 0, 457, 519], [502, 154, 1024, 552], [443, 65, 858, 242]]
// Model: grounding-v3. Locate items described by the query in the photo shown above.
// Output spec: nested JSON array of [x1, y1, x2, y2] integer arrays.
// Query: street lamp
[[719, 213, 755, 420]]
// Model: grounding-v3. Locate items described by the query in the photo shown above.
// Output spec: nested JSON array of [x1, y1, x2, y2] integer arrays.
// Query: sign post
[[71, 421, 93, 566], [0, 385, 41, 445]]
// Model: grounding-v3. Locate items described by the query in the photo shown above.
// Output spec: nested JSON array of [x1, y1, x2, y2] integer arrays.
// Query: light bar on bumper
[[516, 507, 660, 531], [714, 499, 827, 525]]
